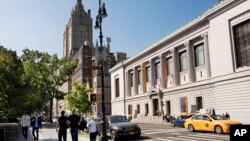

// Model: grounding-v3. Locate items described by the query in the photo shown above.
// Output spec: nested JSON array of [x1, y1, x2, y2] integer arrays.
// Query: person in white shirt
[[21, 112, 30, 140], [87, 116, 98, 141]]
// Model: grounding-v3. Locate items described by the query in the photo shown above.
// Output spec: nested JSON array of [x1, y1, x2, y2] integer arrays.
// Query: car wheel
[[215, 125, 223, 134], [135, 129, 141, 139], [171, 122, 175, 127], [188, 124, 195, 132], [111, 130, 117, 141]]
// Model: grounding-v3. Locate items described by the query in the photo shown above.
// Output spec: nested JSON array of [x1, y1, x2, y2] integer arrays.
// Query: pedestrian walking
[[56, 110, 68, 141], [225, 112, 230, 119], [21, 112, 30, 141], [68, 109, 80, 141], [31, 111, 42, 141], [87, 116, 98, 141]]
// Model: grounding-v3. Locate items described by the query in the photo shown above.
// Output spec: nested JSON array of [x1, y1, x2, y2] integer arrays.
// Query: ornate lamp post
[[94, 0, 108, 141]]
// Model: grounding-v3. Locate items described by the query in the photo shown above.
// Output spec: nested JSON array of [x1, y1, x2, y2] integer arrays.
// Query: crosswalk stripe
[[156, 138, 175, 141], [178, 135, 226, 141], [189, 134, 229, 139], [166, 136, 200, 141], [142, 129, 168, 132], [144, 129, 187, 135], [143, 128, 187, 133]]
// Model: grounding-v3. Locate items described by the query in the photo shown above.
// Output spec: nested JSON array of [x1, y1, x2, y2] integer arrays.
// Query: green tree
[[65, 82, 92, 114], [21, 49, 78, 122], [0, 46, 41, 122]]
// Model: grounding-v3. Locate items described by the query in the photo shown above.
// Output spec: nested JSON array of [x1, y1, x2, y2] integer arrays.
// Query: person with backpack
[[56, 110, 68, 141]]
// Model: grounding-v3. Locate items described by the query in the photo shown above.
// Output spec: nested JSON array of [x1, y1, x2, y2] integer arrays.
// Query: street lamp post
[[94, 0, 108, 141]]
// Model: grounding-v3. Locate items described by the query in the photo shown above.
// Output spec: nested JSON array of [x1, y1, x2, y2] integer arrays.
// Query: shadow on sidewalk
[[43, 139, 58, 141]]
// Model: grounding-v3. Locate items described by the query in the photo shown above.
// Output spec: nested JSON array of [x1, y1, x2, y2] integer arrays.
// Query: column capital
[[184, 41, 191, 46], [170, 48, 176, 53], [201, 32, 208, 38]]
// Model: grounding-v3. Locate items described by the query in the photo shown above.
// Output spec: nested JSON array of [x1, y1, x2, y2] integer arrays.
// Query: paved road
[[137, 123, 229, 141], [17, 122, 229, 141]]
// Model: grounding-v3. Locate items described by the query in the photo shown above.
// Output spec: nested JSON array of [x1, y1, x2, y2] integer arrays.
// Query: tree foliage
[[0, 46, 41, 122], [65, 82, 92, 114], [21, 48, 78, 122]]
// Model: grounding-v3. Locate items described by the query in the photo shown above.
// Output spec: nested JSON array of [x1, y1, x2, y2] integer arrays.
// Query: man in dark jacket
[[56, 110, 68, 141], [68, 110, 80, 141], [31, 111, 42, 141]]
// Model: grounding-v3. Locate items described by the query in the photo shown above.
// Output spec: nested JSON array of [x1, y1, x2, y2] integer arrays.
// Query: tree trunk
[[49, 98, 53, 123]]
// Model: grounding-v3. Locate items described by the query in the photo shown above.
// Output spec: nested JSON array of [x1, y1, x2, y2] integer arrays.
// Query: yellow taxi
[[184, 114, 241, 134]]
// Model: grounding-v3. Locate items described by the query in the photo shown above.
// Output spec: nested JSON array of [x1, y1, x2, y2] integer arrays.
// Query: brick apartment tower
[[55, 0, 93, 115]]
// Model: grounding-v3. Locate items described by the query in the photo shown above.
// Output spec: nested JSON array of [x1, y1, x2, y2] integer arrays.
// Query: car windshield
[[109, 116, 129, 123], [211, 115, 228, 120]]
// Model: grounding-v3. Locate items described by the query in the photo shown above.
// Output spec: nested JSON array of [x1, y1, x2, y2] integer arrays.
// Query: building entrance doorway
[[153, 99, 159, 116]]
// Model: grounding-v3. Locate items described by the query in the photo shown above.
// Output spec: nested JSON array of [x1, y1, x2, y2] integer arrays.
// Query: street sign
[[0, 128, 4, 141]]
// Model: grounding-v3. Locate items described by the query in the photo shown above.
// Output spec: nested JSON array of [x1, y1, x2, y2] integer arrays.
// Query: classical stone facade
[[110, 0, 250, 124]]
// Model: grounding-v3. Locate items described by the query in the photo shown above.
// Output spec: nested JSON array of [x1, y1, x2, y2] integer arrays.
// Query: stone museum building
[[110, 0, 250, 124]]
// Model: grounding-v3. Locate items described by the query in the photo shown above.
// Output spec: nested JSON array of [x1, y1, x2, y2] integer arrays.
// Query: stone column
[[125, 71, 130, 96], [203, 33, 211, 77], [160, 54, 166, 88], [133, 68, 137, 95], [150, 59, 155, 87], [186, 41, 195, 82], [172, 48, 179, 85]]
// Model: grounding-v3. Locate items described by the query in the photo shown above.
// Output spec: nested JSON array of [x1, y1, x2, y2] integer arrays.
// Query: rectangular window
[[233, 19, 250, 68], [179, 51, 187, 71], [115, 78, 119, 97], [137, 104, 140, 114], [137, 70, 142, 85], [166, 57, 173, 75], [146, 66, 151, 82], [130, 73, 134, 87], [196, 96, 203, 111], [145, 103, 149, 116], [128, 105, 132, 115], [194, 43, 205, 67], [155, 62, 161, 79]]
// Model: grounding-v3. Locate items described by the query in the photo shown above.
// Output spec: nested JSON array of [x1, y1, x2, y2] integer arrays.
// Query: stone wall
[[0, 123, 20, 141]]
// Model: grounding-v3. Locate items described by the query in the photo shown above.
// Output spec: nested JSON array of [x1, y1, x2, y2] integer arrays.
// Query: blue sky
[[0, 0, 218, 58]]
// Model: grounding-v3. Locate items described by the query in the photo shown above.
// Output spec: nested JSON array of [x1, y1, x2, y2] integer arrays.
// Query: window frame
[[155, 61, 161, 79], [137, 69, 142, 85], [230, 11, 250, 71], [166, 57, 173, 76], [194, 43, 205, 67], [232, 19, 250, 68], [115, 77, 120, 98], [146, 66, 151, 82], [179, 51, 188, 72]]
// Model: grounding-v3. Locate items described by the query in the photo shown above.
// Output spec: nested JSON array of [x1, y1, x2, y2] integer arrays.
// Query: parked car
[[171, 115, 192, 127], [104, 115, 141, 141], [184, 114, 241, 134]]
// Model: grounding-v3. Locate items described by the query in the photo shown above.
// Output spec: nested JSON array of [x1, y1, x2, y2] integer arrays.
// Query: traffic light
[[90, 94, 97, 102]]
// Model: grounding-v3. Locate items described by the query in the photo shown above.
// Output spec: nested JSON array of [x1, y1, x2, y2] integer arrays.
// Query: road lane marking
[[142, 128, 171, 132], [144, 129, 187, 134], [179, 135, 226, 141], [156, 138, 175, 141], [188, 134, 229, 139], [167, 136, 200, 141]]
